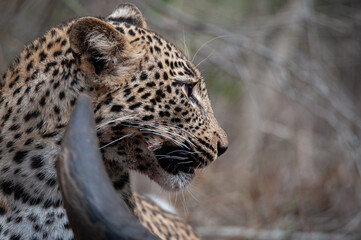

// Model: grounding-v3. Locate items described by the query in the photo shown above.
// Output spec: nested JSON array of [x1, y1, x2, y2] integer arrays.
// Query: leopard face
[[69, 4, 228, 190]]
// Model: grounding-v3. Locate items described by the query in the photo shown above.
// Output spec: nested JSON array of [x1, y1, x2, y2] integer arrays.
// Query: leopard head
[[68, 3, 228, 190]]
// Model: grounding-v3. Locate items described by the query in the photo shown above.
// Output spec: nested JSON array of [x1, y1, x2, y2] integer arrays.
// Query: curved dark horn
[[57, 94, 159, 240]]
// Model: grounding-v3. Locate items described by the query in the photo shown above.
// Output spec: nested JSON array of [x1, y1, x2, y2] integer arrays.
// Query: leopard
[[0, 3, 228, 240]]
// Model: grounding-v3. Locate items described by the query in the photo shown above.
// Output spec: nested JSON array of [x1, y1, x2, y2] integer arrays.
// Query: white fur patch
[[146, 194, 177, 214], [108, 7, 137, 19]]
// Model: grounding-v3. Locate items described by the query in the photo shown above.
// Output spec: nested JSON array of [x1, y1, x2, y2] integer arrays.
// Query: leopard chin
[[116, 134, 195, 190], [143, 147, 197, 190], [144, 165, 195, 191]]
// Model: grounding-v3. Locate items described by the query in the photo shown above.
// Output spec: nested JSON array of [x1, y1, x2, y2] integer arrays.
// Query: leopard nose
[[216, 128, 228, 157], [217, 141, 228, 157]]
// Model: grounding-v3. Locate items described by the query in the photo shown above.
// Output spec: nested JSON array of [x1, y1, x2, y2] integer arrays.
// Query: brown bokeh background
[[1, 0, 361, 239]]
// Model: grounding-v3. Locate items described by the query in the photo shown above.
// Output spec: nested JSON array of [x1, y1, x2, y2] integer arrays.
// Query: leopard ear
[[69, 17, 142, 76], [107, 3, 147, 29]]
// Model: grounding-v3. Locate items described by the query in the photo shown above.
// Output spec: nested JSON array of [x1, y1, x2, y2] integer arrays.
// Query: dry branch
[[197, 226, 357, 240]]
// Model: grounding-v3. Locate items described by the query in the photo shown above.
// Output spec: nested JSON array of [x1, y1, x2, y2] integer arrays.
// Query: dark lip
[[154, 143, 198, 175]]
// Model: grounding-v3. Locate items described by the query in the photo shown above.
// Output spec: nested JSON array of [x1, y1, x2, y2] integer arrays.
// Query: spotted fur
[[0, 3, 228, 239]]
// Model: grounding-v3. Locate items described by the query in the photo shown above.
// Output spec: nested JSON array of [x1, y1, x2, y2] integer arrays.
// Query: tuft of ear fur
[[69, 17, 142, 76], [107, 3, 147, 29]]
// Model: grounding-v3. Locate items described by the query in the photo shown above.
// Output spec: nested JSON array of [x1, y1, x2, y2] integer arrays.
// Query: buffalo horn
[[57, 94, 160, 240]]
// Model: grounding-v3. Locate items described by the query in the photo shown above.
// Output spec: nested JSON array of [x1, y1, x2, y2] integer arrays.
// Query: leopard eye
[[186, 83, 193, 97], [182, 82, 198, 105], [182, 83, 195, 98]]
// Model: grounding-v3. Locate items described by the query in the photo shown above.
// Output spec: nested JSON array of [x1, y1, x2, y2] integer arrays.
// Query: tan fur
[[133, 193, 201, 240], [0, 198, 11, 215]]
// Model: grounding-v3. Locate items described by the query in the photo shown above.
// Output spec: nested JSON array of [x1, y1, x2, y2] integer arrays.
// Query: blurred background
[[1, 0, 361, 239]]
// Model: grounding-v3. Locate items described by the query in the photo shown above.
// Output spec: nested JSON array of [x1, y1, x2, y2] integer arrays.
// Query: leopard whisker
[[101, 120, 196, 151], [151, 121, 197, 139], [196, 50, 214, 68], [195, 162, 203, 171], [174, 191, 179, 206], [176, 161, 194, 165], [182, 26, 190, 59], [167, 150, 195, 155], [192, 34, 233, 62], [125, 124, 188, 148], [155, 155, 189, 161], [186, 186, 200, 203], [95, 114, 139, 130], [98, 133, 133, 150], [139, 129, 189, 150], [104, 123, 174, 146], [133, 124, 190, 148], [164, 129, 196, 147], [181, 190, 188, 213], [141, 124, 196, 148], [129, 119, 197, 139]]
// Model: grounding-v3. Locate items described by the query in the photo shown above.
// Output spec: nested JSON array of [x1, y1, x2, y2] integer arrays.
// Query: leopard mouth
[[154, 143, 197, 176]]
